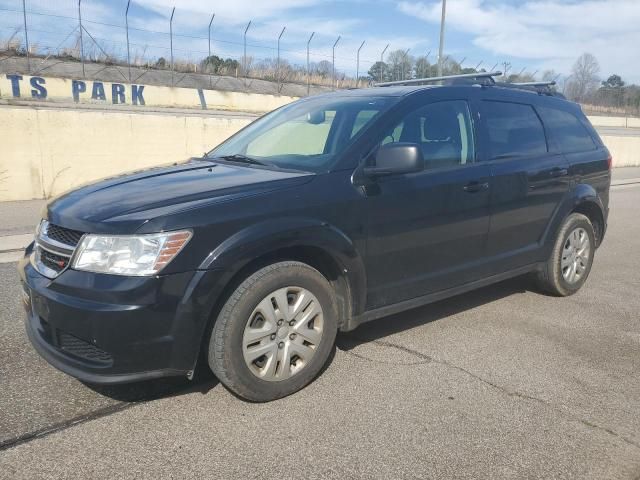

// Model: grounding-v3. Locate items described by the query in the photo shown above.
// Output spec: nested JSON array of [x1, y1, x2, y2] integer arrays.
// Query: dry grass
[[0, 32, 363, 89]]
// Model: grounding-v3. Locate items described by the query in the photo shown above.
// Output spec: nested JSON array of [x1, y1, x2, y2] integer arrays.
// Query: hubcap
[[561, 227, 591, 284], [242, 287, 324, 381]]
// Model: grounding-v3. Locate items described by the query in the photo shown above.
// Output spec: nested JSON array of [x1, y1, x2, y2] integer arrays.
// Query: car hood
[[45, 159, 314, 233]]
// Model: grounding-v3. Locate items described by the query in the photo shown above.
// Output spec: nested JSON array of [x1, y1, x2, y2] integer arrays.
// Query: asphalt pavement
[[0, 182, 639, 478]]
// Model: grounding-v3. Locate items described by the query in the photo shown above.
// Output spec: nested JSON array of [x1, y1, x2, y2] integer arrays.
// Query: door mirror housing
[[363, 143, 425, 177], [306, 110, 326, 124]]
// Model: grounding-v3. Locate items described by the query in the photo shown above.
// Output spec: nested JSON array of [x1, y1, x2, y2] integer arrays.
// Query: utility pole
[[437, 0, 446, 77]]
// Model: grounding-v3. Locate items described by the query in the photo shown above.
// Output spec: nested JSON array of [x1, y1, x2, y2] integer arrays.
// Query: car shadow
[[336, 274, 536, 351], [86, 275, 537, 403], [83, 364, 219, 403]]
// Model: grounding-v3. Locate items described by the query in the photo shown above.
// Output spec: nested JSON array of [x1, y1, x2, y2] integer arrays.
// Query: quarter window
[[537, 106, 596, 153], [379, 100, 475, 169], [483, 101, 547, 159]]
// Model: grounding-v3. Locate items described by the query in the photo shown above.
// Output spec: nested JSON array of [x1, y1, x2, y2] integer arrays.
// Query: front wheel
[[536, 213, 596, 296], [208, 261, 338, 402]]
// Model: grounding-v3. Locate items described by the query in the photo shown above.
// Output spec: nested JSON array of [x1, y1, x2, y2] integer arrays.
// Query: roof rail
[[374, 71, 502, 87], [511, 81, 556, 87], [498, 80, 564, 98]]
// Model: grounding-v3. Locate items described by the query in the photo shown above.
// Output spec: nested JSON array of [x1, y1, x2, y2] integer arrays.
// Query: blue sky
[[1, 0, 639, 83]]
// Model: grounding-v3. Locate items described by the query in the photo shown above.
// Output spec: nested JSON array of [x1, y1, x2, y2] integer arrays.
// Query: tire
[[208, 261, 338, 402], [536, 213, 596, 296]]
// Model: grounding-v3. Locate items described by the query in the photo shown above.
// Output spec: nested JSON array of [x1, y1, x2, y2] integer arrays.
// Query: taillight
[[607, 154, 612, 170]]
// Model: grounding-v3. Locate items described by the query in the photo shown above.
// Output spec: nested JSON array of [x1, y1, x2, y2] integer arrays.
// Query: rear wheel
[[537, 213, 595, 296], [208, 261, 338, 402]]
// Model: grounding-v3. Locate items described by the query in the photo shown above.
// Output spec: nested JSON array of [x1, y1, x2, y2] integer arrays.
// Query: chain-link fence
[[0, 0, 397, 93], [0, 0, 521, 95]]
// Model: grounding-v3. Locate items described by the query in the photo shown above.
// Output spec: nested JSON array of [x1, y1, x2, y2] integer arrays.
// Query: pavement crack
[[343, 335, 640, 451], [338, 336, 433, 365], [369, 339, 434, 361], [339, 347, 430, 366], [0, 402, 135, 452], [437, 356, 640, 450]]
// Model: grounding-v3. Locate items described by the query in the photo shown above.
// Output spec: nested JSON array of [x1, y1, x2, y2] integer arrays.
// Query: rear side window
[[537, 106, 597, 153], [483, 101, 547, 159]]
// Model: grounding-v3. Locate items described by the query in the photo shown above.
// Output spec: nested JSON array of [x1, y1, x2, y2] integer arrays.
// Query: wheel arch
[[544, 183, 606, 253], [571, 199, 605, 247], [198, 217, 366, 332]]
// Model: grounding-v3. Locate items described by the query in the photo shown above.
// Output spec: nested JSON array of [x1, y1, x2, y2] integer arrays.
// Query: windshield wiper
[[215, 154, 270, 167]]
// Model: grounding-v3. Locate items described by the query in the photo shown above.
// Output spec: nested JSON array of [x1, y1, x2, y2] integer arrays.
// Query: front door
[[362, 98, 491, 310]]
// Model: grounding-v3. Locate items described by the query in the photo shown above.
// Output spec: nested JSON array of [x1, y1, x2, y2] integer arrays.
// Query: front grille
[[40, 249, 69, 273], [32, 221, 84, 279], [58, 331, 113, 364], [45, 224, 84, 247]]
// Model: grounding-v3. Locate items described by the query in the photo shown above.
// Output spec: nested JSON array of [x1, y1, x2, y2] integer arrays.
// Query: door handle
[[549, 167, 568, 177], [463, 181, 489, 193]]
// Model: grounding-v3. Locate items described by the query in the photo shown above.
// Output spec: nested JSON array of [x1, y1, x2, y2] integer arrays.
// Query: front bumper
[[18, 252, 221, 385]]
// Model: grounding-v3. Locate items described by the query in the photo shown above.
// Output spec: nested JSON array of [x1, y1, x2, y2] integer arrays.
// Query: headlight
[[72, 230, 192, 276]]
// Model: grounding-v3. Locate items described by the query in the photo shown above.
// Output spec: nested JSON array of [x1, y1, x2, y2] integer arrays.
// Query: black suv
[[19, 74, 610, 401]]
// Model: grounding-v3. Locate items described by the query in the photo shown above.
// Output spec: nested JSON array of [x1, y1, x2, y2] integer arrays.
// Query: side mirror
[[363, 143, 424, 177], [306, 110, 326, 124]]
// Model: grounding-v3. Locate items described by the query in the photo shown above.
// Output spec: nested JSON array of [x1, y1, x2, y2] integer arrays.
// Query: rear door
[[363, 94, 491, 310], [479, 97, 571, 272]]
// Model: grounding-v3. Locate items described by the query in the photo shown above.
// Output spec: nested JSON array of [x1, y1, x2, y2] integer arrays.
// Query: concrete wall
[[0, 106, 251, 201], [0, 106, 639, 202], [588, 115, 640, 129], [1, 74, 297, 113], [599, 135, 640, 168]]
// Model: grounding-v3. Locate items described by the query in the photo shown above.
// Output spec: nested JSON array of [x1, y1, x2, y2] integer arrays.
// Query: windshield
[[207, 96, 394, 172]]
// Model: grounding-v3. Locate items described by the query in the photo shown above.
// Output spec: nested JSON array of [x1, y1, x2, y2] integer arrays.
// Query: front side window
[[537, 106, 597, 153], [483, 101, 547, 159], [209, 97, 393, 172], [379, 100, 475, 169]]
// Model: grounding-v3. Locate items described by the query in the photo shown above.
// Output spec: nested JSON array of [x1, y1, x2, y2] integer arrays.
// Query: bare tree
[[387, 49, 414, 81], [565, 53, 600, 102], [414, 56, 431, 78]]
